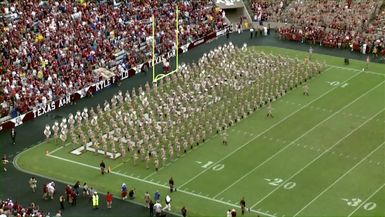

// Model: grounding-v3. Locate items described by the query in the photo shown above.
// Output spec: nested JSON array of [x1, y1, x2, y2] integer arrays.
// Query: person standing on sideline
[[154, 190, 161, 201], [121, 183, 128, 200], [250, 28, 254, 39], [82, 182, 89, 197], [73, 181, 80, 196], [149, 199, 154, 217], [154, 200, 162, 216], [128, 188, 136, 200], [100, 160, 106, 175], [29, 177, 38, 192], [231, 208, 237, 217], [240, 197, 248, 215], [59, 195, 65, 210], [88, 187, 95, 202], [2, 154, 9, 172], [226, 209, 232, 217], [169, 177, 175, 192], [303, 83, 309, 96], [181, 206, 187, 217], [11, 128, 16, 145], [145, 191, 151, 208], [106, 192, 113, 208], [92, 192, 99, 209], [163, 194, 171, 211]]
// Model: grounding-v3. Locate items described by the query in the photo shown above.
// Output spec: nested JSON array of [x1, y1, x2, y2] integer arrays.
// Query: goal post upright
[[175, 4, 179, 70], [152, 5, 179, 83], [152, 14, 156, 82]]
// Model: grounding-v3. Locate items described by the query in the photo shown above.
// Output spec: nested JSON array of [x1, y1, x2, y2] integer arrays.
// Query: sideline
[[13, 147, 276, 217]]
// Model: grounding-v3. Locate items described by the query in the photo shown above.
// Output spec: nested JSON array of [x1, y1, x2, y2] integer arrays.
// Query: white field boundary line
[[179, 67, 364, 188], [250, 108, 385, 209], [213, 80, 385, 199], [42, 153, 276, 217], [327, 64, 385, 77], [12, 152, 183, 217], [347, 183, 385, 217], [293, 141, 385, 216]]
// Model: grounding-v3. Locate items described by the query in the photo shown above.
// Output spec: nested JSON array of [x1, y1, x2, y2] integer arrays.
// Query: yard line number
[[264, 178, 296, 190], [342, 198, 377, 211], [196, 161, 225, 171], [327, 81, 349, 88]]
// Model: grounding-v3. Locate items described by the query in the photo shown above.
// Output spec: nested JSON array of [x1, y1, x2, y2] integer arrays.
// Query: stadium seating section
[[1, 0, 384, 120], [0, 199, 49, 217], [0, 0, 224, 119], [251, 0, 385, 54]]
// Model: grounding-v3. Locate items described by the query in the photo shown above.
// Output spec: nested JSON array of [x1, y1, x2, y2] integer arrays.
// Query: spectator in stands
[[277, 0, 384, 55], [0, 199, 47, 217], [0, 0, 225, 119]]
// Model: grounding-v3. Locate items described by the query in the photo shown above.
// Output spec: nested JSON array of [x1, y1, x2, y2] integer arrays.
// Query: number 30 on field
[[342, 198, 377, 211]]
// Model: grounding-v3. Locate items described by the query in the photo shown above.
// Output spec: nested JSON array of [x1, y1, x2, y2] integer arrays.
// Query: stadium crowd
[[44, 42, 324, 171], [0, 0, 225, 119], [251, 0, 287, 23], [277, 0, 385, 55], [0, 199, 50, 217]]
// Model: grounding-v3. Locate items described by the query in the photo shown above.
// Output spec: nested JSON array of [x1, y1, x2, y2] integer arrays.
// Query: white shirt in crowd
[[154, 202, 162, 213]]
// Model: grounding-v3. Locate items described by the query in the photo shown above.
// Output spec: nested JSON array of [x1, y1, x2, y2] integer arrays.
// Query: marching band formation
[[43, 43, 324, 171]]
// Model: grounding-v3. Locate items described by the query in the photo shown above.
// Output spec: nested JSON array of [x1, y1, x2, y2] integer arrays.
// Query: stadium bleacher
[[0, 0, 224, 120], [277, 0, 385, 53]]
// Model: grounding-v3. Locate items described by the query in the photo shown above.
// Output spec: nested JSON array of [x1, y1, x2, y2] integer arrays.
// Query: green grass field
[[15, 46, 385, 217]]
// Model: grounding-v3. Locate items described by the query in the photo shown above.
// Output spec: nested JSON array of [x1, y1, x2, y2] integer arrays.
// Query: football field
[[14, 46, 385, 217]]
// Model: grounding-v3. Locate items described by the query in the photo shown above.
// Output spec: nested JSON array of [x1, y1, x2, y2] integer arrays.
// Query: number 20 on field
[[265, 178, 296, 190]]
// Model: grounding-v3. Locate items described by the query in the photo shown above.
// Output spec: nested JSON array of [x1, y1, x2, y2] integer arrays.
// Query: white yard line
[[250, 108, 385, 209], [112, 162, 124, 170], [43, 153, 276, 217], [212, 80, 384, 199], [327, 64, 385, 77], [179, 68, 363, 188], [48, 143, 70, 155], [293, 142, 385, 216], [347, 183, 385, 217], [144, 171, 157, 180]]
